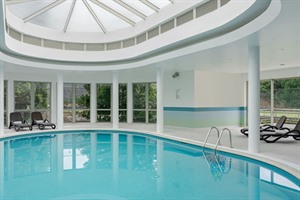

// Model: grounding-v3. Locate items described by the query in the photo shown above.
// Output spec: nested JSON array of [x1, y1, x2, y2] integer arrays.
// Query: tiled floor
[[2, 122, 300, 178]]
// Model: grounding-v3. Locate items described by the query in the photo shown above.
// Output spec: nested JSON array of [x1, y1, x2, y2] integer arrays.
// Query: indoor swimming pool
[[0, 130, 299, 199]]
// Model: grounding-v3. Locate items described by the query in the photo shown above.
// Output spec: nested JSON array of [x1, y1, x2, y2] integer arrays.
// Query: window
[[259, 77, 300, 124], [4, 80, 7, 126], [119, 83, 127, 122], [97, 84, 111, 122], [133, 82, 157, 123], [15, 81, 51, 122], [64, 83, 90, 123]]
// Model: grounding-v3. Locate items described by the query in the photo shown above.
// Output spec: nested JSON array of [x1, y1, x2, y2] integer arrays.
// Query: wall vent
[[221, 0, 230, 6], [161, 19, 174, 33], [8, 28, 21, 41], [176, 10, 193, 26], [107, 41, 121, 50], [65, 42, 84, 51], [148, 27, 159, 39], [23, 35, 42, 46], [137, 33, 147, 44], [196, 0, 218, 18], [86, 43, 105, 51], [123, 38, 135, 48], [44, 39, 63, 49]]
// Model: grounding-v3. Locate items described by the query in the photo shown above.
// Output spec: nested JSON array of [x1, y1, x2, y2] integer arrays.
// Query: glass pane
[[149, 111, 157, 123], [260, 80, 271, 124], [133, 110, 145, 122], [97, 110, 111, 122], [119, 83, 127, 109], [34, 82, 51, 109], [15, 81, 31, 110], [274, 78, 300, 124], [97, 84, 111, 109], [75, 83, 90, 109], [64, 110, 73, 123], [64, 83, 73, 109], [75, 110, 90, 122], [119, 110, 127, 122], [148, 83, 157, 109], [4, 80, 7, 110], [133, 83, 146, 109], [39, 110, 51, 121]]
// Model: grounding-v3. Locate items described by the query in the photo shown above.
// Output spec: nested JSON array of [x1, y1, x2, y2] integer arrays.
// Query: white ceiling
[[157, 0, 300, 74], [2, 0, 300, 76]]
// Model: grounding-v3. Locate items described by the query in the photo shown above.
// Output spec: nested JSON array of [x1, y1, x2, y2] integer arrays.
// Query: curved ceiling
[[6, 0, 173, 33]]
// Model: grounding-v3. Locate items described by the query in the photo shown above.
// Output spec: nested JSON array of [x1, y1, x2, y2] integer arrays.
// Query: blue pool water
[[0, 130, 299, 200]]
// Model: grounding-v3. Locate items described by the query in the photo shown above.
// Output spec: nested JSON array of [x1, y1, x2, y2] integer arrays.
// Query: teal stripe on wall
[[164, 107, 246, 128], [164, 106, 246, 112]]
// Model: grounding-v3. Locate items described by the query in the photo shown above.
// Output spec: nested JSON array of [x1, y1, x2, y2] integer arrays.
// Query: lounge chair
[[240, 116, 289, 137], [9, 112, 33, 131], [261, 119, 300, 143], [31, 111, 56, 130]]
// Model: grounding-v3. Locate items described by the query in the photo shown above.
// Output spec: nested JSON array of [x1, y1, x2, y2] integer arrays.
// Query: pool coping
[[1, 127, 300, 180]]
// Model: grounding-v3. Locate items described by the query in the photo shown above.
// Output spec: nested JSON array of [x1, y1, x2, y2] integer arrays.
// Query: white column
[[51, 80, 57, 124], [270, 79, 274, 124], [90, 83, 97, 124], [113, 71, 119, 129], [127, 82, 133, 124], [156, 68, 164, 133], [0, 65, 4, 135], [248, 46, 260, 153], [7, 80, 14, 127], [57, 74, 64, 129]]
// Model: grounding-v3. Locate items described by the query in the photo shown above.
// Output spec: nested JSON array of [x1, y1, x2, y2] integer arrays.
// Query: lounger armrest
[[281, 127, 290, 131]]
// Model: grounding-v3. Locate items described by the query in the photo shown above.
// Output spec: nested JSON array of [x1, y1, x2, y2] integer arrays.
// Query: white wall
[[164, 70, 195, 107], [194, 71, 244, 107]]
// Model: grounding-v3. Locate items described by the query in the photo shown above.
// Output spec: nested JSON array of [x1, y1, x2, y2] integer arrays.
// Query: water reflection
[[0, 132, 299, 200]]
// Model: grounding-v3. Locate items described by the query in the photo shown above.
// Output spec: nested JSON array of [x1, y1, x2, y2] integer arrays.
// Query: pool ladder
[[203, 127, 233, 153]]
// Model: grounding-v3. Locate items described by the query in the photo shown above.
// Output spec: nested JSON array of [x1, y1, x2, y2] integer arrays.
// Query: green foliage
[[260, 78, 300, 109], [274, 78, 300, 108], [15, 81, 31, 110], [133, 83, 146, 109]]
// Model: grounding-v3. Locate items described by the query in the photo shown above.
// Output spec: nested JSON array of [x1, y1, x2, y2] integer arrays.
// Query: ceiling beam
[[23, 0, 65, 22], [113, 0, 146, 20], [139, 0, 159, 12], [89, 0, 135, 26], [82, 0, 106, 33], [63, 0, 76, 32], [6, 0, 35, 6]]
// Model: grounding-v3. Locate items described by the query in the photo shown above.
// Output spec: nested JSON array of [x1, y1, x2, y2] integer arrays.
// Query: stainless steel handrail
[[214, 128, 232, 152], [203, 127, 220, 150]]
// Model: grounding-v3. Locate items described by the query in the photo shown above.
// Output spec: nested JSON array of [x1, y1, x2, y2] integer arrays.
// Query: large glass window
[[260, 80, 271, 124], [15, 81, 51, 122], [274, 78, 300, 124], [259, 77, 300, 124], [97, 84, 111, 122], [119, 83, 127, 122], [4, 80, 7, 126], [64, 83, 90, 123], [133, 82, 157, 123]]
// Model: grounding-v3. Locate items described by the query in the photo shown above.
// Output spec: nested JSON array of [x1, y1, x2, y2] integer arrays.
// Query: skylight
[[6, 0, 173, 33]]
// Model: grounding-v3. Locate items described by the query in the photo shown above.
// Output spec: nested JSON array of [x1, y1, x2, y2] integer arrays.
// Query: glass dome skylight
[[6, 0, 173, 33]]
